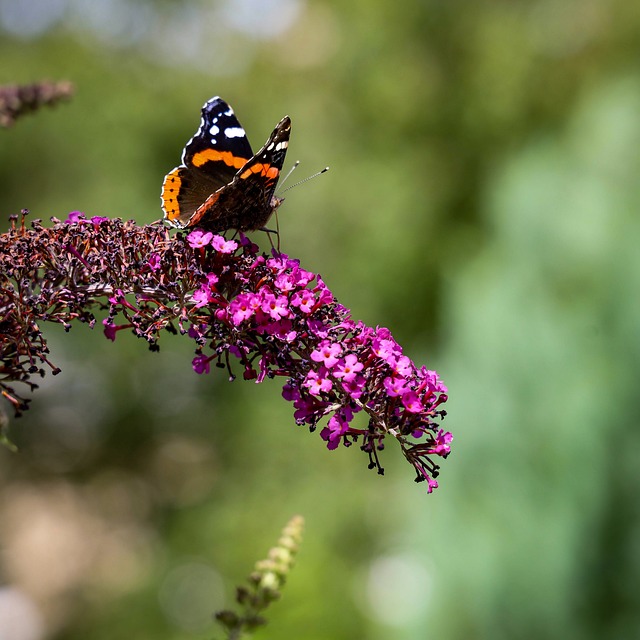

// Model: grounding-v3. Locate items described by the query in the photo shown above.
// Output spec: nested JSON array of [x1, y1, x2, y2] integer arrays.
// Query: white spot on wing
[[225, 127, 246, 138]]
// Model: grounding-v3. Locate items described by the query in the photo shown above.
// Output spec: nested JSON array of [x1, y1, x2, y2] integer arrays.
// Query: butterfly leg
[[260, 227, 280, 252]]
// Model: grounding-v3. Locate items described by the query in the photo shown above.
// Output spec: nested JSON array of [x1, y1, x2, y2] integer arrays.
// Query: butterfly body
[[161, 96, 290, 232]]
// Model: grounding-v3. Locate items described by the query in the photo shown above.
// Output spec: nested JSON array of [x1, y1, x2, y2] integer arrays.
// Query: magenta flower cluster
[[1, 211, 451, 491], [178, 229, 450, 491]]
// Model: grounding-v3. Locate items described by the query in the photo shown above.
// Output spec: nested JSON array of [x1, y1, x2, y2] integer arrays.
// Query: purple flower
[[193, 286, 214, 308], [320, 414, 349, 450], [192, 354, 211, 374], [103, 319, 117, 341], [148, 253, 161, 271], [206, 272, 219, 287], [393, 355, 413, 377], [102, 318, 131, 341], [401, 390, 423, 413], [282, 383, 299, 402], [65, 210, 85, 223]]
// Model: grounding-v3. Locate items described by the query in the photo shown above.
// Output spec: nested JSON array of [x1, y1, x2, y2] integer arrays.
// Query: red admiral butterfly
[[161, 96, 290, 232]]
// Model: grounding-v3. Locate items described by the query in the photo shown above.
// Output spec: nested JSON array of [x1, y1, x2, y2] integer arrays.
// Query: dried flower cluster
[[0, 81, 74, 128], [0, 211, 451, 491]]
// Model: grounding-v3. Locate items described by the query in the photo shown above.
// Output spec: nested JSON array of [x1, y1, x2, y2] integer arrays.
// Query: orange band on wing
[[239, 163, 279, 180], [161, 169, 183, 222], [187, 191, 222, 228], [192, 149, 247, 169]]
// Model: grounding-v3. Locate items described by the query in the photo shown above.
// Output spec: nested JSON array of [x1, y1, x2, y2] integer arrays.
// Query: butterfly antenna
[[279, 160, 300, 187], [280, 166, 329, 194]]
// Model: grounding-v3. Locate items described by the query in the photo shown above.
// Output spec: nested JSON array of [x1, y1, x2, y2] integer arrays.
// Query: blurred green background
[[1, 0, 640, 638]]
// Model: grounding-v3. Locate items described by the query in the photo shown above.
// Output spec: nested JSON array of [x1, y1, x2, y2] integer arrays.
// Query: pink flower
[[290, 289, 315, 314], [260, 291, 290, 321], [2, 213, 451, 493], [341, 375, 366, 400], [211, 235, 238, 253], [303, 369, 333, 396], [292, 267, 315, 287], [187, 229, 214, 248], [320, 414, 348, 450], [401, 390, 423, 413], [372, 332, 402, 364], [274, 272, 297, 292], [192, 286, 214, 308], [314, 279, 334, 305], [229, 293, 258, 324], [108, 289, 138, 312], [333, 353, 363, 382], [264, 319, 297, 342], [428, 430, 453, 456], [310, 340, 342, 368], [383, 376, 408, 397], [426, 476, 438, 494], [421, 367, 448, 394], [393, 355, 413, 377]]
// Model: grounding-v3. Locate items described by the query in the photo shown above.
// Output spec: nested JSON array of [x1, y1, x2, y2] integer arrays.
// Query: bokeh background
[[1, 0, 640, 638]]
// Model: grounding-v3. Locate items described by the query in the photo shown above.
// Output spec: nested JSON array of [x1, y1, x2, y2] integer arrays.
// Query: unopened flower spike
[[213, 515, 305, 639]]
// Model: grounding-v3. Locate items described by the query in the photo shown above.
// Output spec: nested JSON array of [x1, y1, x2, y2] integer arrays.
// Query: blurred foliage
[[1, 0, 640, 639]]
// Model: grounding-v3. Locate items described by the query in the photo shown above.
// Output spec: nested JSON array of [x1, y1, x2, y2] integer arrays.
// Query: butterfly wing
[[161, 97, 255, 228], [233, 115, 291, 210], [187, 115, 292, 232]]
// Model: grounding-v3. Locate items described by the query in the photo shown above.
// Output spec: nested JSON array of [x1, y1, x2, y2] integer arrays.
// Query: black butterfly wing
[[229, 115, 291, 217], [162, 96, 255, 228]]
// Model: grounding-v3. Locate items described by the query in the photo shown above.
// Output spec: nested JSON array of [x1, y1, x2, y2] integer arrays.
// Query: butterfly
[[161, 96, 290, 232]]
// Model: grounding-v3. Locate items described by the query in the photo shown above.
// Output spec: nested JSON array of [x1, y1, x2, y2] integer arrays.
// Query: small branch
[[0, 80, 74, 128]]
